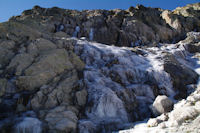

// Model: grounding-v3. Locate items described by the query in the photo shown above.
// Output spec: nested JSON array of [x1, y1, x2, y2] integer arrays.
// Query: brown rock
[[17, 49, 74, 91]]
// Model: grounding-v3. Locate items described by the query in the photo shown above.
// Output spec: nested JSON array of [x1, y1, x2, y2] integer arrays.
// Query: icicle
[[15, 117, 42, 133], [135, 40, 141, 46], [89, 28, 94, 41], [59, 24, 64, 31], [73, 26, 80, 37], [130, 42, 134, 47], [56, 24, 64, 32]]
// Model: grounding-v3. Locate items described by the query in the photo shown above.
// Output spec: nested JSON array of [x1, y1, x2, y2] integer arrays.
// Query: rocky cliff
[[2, 3, 200, 47], [0, 3, 199, 133]]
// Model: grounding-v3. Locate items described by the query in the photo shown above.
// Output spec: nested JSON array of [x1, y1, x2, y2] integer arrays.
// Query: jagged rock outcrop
[[5, 3, 200, 47], [0, 31, 85, 132], [0, 3, 199, 133]]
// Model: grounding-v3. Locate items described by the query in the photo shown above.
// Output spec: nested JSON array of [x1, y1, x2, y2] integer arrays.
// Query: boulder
[[151, 95, 173, 116]]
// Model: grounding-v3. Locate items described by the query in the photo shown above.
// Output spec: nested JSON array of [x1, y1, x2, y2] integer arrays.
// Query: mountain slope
[[0, 3, 199, 133]]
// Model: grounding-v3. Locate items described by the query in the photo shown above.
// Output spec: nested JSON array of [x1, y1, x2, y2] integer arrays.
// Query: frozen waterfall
[[72, 39, 182, 131], [15, 117, 42, 133], [89, 28, 94, 41], [73, 26, 80, 37]]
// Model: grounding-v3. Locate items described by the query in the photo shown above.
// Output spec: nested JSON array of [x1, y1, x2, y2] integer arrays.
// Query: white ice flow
[[15, 117, 42, 133], [72, 38, 196, 131], [73, 26, 80, 37], [63, 32, 199, 132]]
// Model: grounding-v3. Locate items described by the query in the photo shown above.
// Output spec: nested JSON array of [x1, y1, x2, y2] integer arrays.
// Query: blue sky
[[0, 0, 199, 22]]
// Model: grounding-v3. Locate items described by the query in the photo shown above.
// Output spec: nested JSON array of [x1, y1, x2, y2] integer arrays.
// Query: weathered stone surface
[[31, 69, 79, 110], [7, 53, 34, 76], [17, 49, 74, 91], [151, 95, 173, 116], [54, 31, 70, 38], [27, 38, 57, 56], [8, 3, 200, 47], [0, 78, 7, 97], [0, 78, 16, 96], [164, 54, 199, 92], [180, 32, 200, 53], [75, 89, 87, 106], [187, 42, 200, 53], [68, 51, 85, 71], [0, 40, 15, 50], [0, 21, 41, 42], [45, 106, 78, 133], [0, 46, 14, 69], [78, 120, 96, 133]]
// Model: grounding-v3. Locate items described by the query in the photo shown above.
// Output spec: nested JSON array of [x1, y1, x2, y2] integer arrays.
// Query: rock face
[[0, 27, 85, 132], [0, 3, 199, 133], [17, 49, 74, 91], [164, 54, 199, 96], [6, 3, 200, 47]]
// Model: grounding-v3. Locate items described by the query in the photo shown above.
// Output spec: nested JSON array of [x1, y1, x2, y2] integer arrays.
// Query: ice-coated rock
[[45, 106, 78, 133], [168, 106, 199, 126], [15, 117, 42, 133]]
